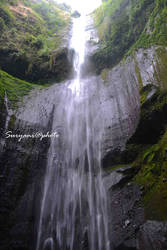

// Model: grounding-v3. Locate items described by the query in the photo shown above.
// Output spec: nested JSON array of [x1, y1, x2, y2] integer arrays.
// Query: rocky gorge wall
[[0, 22, 167, 250], [101, 46, 167, 249]]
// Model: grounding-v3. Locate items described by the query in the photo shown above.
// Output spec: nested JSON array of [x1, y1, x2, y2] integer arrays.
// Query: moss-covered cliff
[[92, 0, 167, 72], [0, 0, 72, 83], [0, 69, 47, 108], [92, 2, 167, 222], [126, 48, 167, 221]]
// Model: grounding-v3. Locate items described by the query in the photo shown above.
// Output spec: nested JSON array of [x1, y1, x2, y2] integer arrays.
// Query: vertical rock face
[[134, 47, 167, 88], [102, 46, 167, 166], [100, 61, 140, 165], [0, 97, 54, 250]]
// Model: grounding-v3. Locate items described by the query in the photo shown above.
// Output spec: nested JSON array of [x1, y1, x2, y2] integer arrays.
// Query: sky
[[56, 0, 102, 14]]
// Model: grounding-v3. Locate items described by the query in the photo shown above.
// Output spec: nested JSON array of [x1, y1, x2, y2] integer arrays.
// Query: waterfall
[[36, 16, 111, 250], [0, 92, 12, 151]]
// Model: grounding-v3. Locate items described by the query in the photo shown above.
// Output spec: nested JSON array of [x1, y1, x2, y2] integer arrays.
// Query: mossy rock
[[133, 130, 167, 221]]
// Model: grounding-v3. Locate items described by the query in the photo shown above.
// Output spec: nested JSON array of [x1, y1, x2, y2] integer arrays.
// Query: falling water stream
[[0, 92, 12, 151], [36, 16, 111, 250]]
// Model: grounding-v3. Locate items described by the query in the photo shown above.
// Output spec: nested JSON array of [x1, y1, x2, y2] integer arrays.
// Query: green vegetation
[[134, 57, 143, 89], [133, 130, 167, 221], [155, 47, 167, 89], [127, 0, 167, 54], [93, 0, 124, 41], [93, 0, 167, 72], [0, 69, 44, 108], [0, 0, 71, 83], [101, 68, 109, 83], [104, 164, 131, 173]]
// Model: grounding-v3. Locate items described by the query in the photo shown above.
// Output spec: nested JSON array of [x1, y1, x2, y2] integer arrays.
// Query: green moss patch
[[0, 69, 45, 108], [133, 130, 167, 220], [101, 68, 109, 83], [155, 47, 167, 88], [104, 164, 132, 173], [134, 57, 143, 89]]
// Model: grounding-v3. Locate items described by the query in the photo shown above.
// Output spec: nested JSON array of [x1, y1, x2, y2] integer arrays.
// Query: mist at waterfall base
[[36, 16, 111, 250]]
